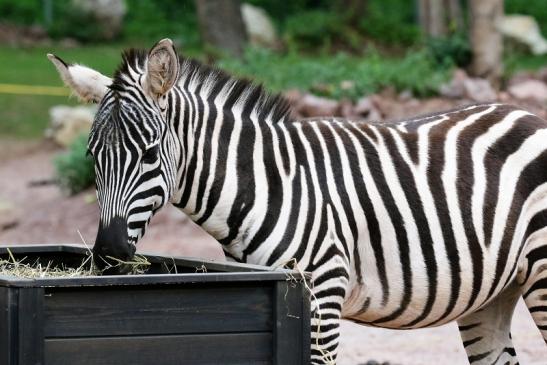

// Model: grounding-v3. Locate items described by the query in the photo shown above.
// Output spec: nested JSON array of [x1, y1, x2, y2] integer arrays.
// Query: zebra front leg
[[457, 282, 521, 365], [520, 239, 547, 344], [308, 259, 349, 365], [310, 286, 345, 364]]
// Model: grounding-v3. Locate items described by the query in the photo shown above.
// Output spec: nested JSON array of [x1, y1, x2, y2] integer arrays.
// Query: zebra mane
[[110, 48, 294, 123]]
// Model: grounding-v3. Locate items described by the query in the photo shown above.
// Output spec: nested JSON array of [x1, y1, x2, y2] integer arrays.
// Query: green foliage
[[0, 0, 113, 43], [358, 0, 421, 46], [245, 0, 331, 23], [504, 52, 547, 80], [379, 50, 451, 97], [54, 134, 95, 195], [46, 2, 106, 43], [284, 10, 344, 50], [0, 0, 41, 25], [0, 0, 200, 45], [123, 0, 200, 48], [220, 47, 451, 99], [427, 33, 472, 68]]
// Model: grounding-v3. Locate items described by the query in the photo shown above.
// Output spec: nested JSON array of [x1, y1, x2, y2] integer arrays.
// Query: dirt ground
[[1, 142, 546, 365]]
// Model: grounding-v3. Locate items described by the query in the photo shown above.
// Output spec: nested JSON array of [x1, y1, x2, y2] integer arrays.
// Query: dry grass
[[103, 254, 151, 275], [0, 247, 151, 279], [0, 247, 97, 279]]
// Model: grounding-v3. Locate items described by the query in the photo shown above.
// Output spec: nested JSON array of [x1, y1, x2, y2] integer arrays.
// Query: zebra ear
[[145, 38, 179, 99], [47, 54, 111, 103]]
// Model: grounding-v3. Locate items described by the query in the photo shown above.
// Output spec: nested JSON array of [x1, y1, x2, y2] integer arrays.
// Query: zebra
[[48, 39, 547, 364]]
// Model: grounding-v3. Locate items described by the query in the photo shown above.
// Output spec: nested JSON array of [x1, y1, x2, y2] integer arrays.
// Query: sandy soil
[[0, 143, 545, 364]]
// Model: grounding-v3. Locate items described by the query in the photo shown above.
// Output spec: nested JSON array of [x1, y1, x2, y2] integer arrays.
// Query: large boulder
[[498, 15, 547, 55], [241, 3, 279, 48], [71, 0, 126, 40], [45, 105, 97, 147]]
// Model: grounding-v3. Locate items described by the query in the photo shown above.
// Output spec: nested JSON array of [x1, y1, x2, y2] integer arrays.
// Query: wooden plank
[[300, 283, 311, 364], [1, 271, 295, 288], [44, 284, 273, 337], [273, 281, 309, 364], [0, 244, 295, 273], [45, 333, 272, 365], [0, 287, 18, 365], [0, 244, 308, 288], [18, 287, 45, 365]]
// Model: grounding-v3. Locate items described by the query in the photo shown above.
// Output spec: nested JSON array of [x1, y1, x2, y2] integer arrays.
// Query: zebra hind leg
[[457, 282, 521, 365], [520, 239, 547, 344]]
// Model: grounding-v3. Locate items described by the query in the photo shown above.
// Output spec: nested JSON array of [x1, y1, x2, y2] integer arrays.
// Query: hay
[[0, 231, 152, 278], [0, 247, 97, 279], [103, 254, 151, 275], [0, 250, 152, 279]]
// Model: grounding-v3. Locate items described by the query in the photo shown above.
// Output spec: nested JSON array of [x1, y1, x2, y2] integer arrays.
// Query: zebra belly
[[342, 239, 516, 330]]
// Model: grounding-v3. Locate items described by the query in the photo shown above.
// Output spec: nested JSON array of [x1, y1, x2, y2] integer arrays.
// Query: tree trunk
[[418, 0, 447, 37], [195, 0, 247, 58], [446, 0, 464, 32], [429, 0, 446, 37], [469, 0, 504, 88]]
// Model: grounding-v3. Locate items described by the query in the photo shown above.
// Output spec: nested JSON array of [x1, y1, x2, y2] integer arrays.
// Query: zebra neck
[[170, 85, 289, 261]]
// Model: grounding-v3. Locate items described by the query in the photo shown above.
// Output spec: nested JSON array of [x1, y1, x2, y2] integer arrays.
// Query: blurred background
[[1, 1, 546, 364]]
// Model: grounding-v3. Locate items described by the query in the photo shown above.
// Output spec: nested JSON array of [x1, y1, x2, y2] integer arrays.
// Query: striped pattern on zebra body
[[48, 39, 547, 365]]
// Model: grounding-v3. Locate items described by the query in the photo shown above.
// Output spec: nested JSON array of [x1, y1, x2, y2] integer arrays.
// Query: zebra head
[[48, 39, 181, 272]]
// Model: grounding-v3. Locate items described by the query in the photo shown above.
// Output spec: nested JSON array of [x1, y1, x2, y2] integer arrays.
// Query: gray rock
[[498, 15, 547, 55], [441, 68, 497, 102], [339, 99, 357, 118], [297, 94, 340, 117], [463, 77, 497, 102], [354, 96, 382, 121], [71, 0, 126, 40], [241, 3, 278, 48], [283, 89, 304, 105], [46, 105, 97, 147], [537, 67, 547, 83], [439, 69, 468, 99], [508, 79, 547, 102]]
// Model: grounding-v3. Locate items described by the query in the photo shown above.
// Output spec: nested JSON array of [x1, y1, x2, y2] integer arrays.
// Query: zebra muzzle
[[93, 217, 136, 274]]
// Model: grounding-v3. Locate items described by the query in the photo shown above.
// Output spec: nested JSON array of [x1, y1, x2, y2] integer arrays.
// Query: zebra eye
[[142, 145, 159, 164]]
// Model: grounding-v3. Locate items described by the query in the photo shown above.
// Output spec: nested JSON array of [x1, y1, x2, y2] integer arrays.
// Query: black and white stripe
[[81, 47, 547, 364]]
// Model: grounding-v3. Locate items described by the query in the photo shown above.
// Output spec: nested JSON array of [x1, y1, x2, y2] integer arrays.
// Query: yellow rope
[[0, 83, 68, 96]]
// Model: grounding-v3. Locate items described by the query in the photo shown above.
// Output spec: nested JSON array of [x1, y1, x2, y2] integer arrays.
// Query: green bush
[[219, 47, 451, 99], [46, 3, 106, 43], [0, 0, 200, 45], [284, 10, 344, 49], [54, 134, 95, 195], [427, 33, 472, 68], [0, 0, 109, 43], [123, 0, 200, 48], [358, 0, 421, 46], [0, 0, 41, 25]]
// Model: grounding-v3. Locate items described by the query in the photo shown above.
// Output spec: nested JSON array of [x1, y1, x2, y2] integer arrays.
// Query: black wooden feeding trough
[[0, 244, 310, 365]]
